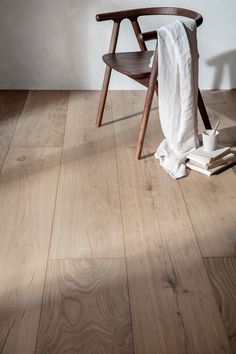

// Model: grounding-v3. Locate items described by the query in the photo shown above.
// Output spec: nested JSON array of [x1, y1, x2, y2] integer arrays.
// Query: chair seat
[[103, 51, 154, 79]]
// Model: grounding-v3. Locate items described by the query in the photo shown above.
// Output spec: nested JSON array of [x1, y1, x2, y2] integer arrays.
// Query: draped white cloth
[[150, 20, 199, 179]]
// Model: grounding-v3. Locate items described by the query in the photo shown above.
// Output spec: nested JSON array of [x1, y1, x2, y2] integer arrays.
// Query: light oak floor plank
[[180, 91, 236, 257], [202, 90, 236, 150], [49, 91, 124, 259], [0, 90, 235, 354], [0, 147, 61, 354], [11, 91, 69, 148], [0, 90, 28, 170], [36, 258, 134, 354], [109, 90, 160, 151], [179, 168, 236, 257], [112, 91, 231, 353], [204, 257, 236, 353]]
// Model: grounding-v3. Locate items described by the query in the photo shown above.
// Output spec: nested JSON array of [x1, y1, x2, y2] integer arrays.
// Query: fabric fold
[[150, 19, 199, 179]]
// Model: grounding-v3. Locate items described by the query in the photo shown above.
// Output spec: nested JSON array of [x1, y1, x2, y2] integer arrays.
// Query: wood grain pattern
[[204, 257, 236, 353], [36, 259, 133, 354], [50, 91, 124, 259], [11, 91, 69, 148], [103, 51, 153, 78], [111, 90, 160, 150], [112, 91, 231, 353], [0, 90, 235, 354], [179, 169, 236, 257], [117, 147, 231, 354], [0, 90, 28, 170], [201, 90, 236, 150], [180, 90, 236, 257], [0, 147, 61, 354]]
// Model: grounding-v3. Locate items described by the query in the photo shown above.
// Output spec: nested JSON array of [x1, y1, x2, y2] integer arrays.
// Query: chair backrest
[[97, 7, 203, 52], [96, 7, 203, 27]]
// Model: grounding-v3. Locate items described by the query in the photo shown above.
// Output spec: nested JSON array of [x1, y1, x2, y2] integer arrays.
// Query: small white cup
[[202, 130, 219, 151]]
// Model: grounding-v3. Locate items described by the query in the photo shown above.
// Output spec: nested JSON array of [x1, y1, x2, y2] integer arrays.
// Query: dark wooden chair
[[96, 7, 212, 159]]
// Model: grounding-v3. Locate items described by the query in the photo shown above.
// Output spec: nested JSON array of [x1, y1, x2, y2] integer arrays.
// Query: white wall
[[0, 0, 235, 90]]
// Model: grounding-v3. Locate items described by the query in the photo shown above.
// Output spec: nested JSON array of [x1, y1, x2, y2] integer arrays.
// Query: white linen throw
[[150, 20, 199, 179]]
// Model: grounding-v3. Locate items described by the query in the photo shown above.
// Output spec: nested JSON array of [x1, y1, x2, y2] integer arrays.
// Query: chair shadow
[[218, 126, 236, 148], [207, 50, 236, 89], [140, 152, 155, 160], [101, 106, 158, 126]]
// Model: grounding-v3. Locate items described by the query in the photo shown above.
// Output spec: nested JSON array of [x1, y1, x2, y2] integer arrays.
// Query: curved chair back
[[96, 7, 203, 27]]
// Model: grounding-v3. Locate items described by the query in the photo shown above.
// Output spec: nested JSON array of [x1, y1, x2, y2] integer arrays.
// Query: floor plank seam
[[34, 148, 63, 352], [48, 257, 126, 261], [203, 256, 236, 259], [0, 318, 17, 354], [34, 118, 66, 353], [143, 161, 192, 349], [178, 180, 231, 347], [60, 90, 71, 149], [142, 159, 207, 351], [0, 90, 30, 175], [202, 258, 234, 354], [110, 91, 136, 354], [178, 180, 205, 260]]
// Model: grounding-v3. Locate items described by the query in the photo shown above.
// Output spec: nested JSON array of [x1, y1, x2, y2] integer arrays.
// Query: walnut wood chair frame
[[96, 7, 212, 159]]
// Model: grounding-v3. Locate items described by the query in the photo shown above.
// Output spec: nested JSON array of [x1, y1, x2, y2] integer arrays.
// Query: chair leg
[[136, 84, 156, 159], [155, 84, 158, 97], [136, 44, 158, 160], [96, 66, 112, 127], [198, 88, 212, 130]]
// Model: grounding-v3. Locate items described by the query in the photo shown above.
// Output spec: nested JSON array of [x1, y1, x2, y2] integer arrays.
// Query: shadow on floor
[[101, 106, 158, 126]]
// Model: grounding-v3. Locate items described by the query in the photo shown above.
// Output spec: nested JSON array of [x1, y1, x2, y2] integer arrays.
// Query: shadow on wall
[[207, 50, 236, 89]]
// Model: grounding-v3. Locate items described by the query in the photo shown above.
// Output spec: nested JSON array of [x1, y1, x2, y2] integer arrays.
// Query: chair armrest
[[139, 31, 157, 42]]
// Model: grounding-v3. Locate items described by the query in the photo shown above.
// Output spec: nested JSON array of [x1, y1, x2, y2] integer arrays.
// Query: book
[[186, 161, 235, 176], [187, 146, 231, 165], [189, 152, 236, 170]]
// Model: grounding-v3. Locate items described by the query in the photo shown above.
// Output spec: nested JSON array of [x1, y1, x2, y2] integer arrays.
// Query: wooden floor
[[0, 90, 235, 354]]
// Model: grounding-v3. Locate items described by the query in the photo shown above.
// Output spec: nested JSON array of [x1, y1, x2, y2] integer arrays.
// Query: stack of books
[[186, 146, 236, 176]]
